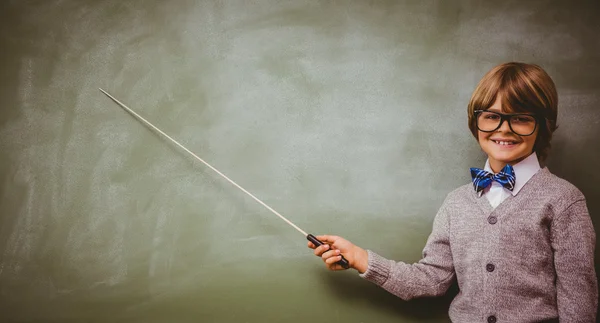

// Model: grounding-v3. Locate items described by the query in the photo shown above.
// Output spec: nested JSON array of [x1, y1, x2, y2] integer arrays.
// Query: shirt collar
[[483, 152, 541, 196]]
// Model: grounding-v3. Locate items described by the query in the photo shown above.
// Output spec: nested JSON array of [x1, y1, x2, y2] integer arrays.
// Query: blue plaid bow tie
[[470, 164, 515, 193]]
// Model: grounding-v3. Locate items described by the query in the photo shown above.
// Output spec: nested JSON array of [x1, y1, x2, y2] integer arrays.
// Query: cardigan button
[[488, 216, 497, 224], [486, 263, 495, 272], [487, 315, 497, 323]]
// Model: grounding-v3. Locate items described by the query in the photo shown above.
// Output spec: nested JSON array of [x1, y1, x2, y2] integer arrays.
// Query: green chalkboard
[[1, 1, 599, 322]]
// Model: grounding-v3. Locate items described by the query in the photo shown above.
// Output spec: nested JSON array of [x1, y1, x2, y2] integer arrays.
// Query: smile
[[492, 139, 519, 146]]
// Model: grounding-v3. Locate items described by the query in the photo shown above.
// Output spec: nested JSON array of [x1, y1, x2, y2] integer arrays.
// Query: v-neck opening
[[471, 167, 547, 215]]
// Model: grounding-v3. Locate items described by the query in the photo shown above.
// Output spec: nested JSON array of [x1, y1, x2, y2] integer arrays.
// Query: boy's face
[[478, 96, 538, 173]]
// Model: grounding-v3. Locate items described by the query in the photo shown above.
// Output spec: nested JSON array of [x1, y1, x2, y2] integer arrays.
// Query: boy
[[309, 62, 597, 322]]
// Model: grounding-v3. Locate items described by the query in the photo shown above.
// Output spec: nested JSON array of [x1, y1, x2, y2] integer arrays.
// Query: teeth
[[494, 140, 515, 145]]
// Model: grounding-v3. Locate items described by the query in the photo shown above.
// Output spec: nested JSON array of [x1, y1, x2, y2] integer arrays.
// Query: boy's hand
[[307, 235, 368, 273]]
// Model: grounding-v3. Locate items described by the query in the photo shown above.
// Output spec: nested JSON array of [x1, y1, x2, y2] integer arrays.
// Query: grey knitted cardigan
[[361, 167, 597, 322]]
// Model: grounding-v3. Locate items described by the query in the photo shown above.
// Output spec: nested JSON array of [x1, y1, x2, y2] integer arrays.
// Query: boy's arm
[[551, 198, 597, 322], [360, 197, 455, 300]]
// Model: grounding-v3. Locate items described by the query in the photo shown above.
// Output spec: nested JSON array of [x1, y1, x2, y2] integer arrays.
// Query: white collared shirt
[[482, 152, 541, 208]]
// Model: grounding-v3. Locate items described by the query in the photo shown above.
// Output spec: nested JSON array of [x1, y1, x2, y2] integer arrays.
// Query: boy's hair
[[467, 62, 558, 163]]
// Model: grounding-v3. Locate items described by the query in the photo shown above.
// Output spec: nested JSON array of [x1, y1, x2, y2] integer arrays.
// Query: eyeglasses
[[474, 110, 539, 136]]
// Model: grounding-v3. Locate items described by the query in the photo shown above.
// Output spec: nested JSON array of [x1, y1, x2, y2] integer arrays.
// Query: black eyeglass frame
[[473, 110, 540, 136]]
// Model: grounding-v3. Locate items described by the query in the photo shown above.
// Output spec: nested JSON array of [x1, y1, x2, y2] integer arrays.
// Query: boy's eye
[[512, 116, 535, 123], [483, 113, 500, 120]]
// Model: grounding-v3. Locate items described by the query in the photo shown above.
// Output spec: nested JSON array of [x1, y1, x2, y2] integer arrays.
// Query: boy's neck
[[489, 161, 509, 174], [488, 152, 538, 174]]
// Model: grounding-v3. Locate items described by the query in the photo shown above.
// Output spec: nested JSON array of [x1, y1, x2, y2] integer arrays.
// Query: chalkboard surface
[[1, 1, 599, 322]]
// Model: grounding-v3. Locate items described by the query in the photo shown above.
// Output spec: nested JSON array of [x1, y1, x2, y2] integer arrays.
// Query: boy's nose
[[497, 118, 512, 133]]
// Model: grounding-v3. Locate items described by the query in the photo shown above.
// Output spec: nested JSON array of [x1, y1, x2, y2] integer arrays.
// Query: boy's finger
[[326, 256, 343, 268], [325, 255, 342, 265], [313, 244, 330, 256], [321, 249, 340, 261], [316, 235, 339, 243]]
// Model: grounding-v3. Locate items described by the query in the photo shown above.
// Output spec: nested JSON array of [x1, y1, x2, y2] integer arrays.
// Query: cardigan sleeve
[[359, 195, 456, 300], [551, 198, 597, 322]]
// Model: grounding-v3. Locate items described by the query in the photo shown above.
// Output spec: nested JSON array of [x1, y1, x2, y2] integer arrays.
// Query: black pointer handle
[[307, 234, 350, 269]]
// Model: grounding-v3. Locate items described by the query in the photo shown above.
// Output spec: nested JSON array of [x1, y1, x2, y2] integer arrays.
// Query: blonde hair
[[467, 62, 558, 163]]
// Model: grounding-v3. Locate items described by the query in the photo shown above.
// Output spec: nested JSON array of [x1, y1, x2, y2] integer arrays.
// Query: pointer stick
[[99, 88, 350, 269]]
